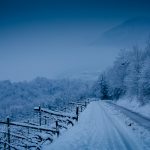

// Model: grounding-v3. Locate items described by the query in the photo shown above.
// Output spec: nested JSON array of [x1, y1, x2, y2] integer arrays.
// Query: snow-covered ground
[[107, 101, 150, 131], [116, 98, 150, 118], [43, 101, 149, 150], [105, 101, 150, 149]]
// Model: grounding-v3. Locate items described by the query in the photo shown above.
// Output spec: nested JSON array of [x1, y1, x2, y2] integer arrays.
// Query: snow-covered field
[[43, 101, 149, 150]]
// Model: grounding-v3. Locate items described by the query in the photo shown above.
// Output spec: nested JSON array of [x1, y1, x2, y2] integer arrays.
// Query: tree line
[[92, 40, 150, 105]]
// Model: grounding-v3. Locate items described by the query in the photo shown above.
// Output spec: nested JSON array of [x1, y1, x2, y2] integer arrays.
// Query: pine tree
[[98, 73, 109, 100]]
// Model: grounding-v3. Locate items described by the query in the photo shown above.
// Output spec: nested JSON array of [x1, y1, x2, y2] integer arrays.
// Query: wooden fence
[[0, 100, 89, 150]]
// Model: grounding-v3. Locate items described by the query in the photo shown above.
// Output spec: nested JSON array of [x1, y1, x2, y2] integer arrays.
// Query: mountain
[[93, 17, 150, 48]]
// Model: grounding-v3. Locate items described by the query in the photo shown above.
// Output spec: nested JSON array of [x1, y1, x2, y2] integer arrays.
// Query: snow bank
[[116, 97, 150, 118]]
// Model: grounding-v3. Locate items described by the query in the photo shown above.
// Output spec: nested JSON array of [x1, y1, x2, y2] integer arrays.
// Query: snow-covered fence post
[[7, 117, 10, 150], [38, 105, 42, 133], [55, 121, 59, 137], [4, 141, 6, 150], [4, 143, 6, 150], [4, 132, 6, 150], [76, 107, 79, 122], [85, 101, 87, 108], [44, 116, 47, 125], [25, 144, 28, 150], [39, 105, 42, 126], [81, 105, 83, 112]]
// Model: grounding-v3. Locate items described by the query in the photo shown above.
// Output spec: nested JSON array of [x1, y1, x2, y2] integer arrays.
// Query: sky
[[0, 0, 150, 81]]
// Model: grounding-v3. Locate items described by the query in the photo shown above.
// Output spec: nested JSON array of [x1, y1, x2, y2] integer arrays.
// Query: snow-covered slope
[[116, 98, 150, 118], [44, 101, 146, 150]]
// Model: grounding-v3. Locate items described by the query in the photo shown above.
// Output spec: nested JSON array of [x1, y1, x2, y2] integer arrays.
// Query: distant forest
[[0, 78, 91, 120]]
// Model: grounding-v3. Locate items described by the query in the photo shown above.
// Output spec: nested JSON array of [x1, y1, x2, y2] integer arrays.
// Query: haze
[[0, 0, 150, 81]]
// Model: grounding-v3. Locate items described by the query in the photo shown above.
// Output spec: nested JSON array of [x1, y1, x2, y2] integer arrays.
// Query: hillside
[[93, 17, 150, 48]]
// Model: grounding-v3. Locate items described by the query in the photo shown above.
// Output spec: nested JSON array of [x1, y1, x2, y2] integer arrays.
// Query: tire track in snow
[[98, 102, 142, 150]]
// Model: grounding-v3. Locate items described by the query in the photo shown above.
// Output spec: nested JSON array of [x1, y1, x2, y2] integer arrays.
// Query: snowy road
[[44, 101, 145, 150], [106, 101, 150, 131]]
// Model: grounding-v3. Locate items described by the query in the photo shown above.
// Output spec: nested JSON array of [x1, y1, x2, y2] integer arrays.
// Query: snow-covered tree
[[139, 57, 150, 104], [139, 41, 150, 104], [106, 50, 129, 100], [125, 46, 143, 99], [91, 38, 150, 105], [0, 78, 91, 120], [98, 73, 109, 100]]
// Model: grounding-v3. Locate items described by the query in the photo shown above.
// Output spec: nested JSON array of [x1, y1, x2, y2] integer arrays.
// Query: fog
[[0, 0, 150, 81]]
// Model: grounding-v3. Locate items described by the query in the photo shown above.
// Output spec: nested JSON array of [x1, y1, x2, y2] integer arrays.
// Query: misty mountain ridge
[[65, 71, 101, 81], [93, 17, 150, 48]]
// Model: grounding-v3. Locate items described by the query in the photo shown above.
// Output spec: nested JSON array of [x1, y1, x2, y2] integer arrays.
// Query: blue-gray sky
[[0, 0, 150, 81]]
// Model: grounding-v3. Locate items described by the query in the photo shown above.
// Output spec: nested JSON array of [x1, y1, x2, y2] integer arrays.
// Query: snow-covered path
[[44, 101, 145, 150]]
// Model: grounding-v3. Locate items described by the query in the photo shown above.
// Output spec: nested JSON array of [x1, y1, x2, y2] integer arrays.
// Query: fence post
[[44, 116, 47, 125], [4, 142, 6, 150], [38, 105, 42, 133], [4, 139, 6, 150], [7, 117, 10, 150], [81, 105, 83, 112], [25, 144, 28, 150], [76, 107, 79, 122], [85, 101, 87, 108], [55, 121, 59, 137], [39, 105, 42, 126], [3, 131, 6, 150]]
